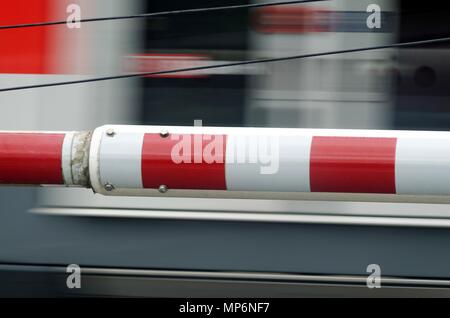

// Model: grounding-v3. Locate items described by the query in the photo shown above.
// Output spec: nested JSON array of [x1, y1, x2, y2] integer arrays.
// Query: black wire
[[1, 36, 449, 93], [0, 0, 327, 30]]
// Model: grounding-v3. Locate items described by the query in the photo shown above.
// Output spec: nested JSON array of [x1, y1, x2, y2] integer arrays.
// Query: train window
[[138, 0, 250, 126], [394, 1, 450, 130]]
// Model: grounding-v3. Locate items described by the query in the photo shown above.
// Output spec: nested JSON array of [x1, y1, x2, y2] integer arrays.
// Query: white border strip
[[89, 126, 104, 193], [61, 132, 74, 185], [3, 264, 450, 288], [94, 124, 450, 139], [30, 207, 450, 228]]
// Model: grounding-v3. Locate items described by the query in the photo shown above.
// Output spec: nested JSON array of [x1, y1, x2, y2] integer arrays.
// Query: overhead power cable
[[1, 36, 449, 93]]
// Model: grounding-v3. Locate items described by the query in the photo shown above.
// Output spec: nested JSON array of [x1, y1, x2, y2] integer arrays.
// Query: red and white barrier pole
[[0, 131, 90, 187], [3, 125, 450, 201]]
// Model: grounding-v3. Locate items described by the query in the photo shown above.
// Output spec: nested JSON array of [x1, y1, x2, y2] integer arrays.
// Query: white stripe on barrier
[[61, 132, 74, 185], [396, 137, 450, 195], [225, 134, 311, 191], [98, 130, 144, 189]]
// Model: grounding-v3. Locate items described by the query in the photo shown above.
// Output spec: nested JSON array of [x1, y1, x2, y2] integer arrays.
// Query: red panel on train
[[0, 0, 50, 74]]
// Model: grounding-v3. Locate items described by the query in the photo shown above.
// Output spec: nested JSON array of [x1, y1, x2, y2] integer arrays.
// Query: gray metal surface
[[2, 187, 450, 282], [2, 264, 450, 297]]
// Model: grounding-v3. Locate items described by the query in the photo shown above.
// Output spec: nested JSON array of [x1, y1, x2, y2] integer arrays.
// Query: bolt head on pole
[[160, 129, 169, 138], [106, 129, 115, 137], [158, 184, 168, 193], [104, 183, 115, 191]]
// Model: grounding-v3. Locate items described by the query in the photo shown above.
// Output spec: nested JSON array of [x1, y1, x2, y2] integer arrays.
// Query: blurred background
[[2, 0, 450, 297]]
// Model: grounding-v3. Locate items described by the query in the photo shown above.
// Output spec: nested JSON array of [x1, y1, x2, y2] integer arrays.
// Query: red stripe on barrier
[[0, 133, 64, 184], [310, 136, 397, 193], [141, 133, 227, 190]]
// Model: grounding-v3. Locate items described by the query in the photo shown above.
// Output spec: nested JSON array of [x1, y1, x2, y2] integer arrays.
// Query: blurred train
[[2, 0, 450, 297]]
